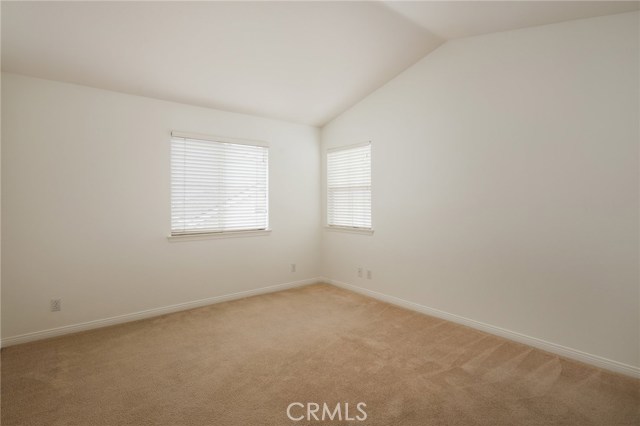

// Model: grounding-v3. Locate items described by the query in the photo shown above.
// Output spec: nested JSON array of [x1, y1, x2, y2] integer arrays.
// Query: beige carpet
[[2, 283, 639, 425]]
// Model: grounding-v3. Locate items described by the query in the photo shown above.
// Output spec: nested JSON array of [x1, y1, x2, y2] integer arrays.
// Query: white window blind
[[171, 135, 268, 235], [327, 143, 371, 229]]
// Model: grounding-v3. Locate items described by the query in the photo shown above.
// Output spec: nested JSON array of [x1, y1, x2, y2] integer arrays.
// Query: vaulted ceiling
[[2, 1, 637, 126]]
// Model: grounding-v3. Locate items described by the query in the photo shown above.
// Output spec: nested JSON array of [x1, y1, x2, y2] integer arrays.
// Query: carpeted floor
[[2, 283, 639, 425]]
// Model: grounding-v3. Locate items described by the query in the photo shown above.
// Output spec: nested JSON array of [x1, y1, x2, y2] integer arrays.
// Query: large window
[[327, 142, 372, 230], [170, 132, 269, 236]]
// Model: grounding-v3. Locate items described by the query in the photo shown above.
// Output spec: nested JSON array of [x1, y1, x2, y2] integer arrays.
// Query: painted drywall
[[1, 73, 321, 339], [321, 12, 640, 369]]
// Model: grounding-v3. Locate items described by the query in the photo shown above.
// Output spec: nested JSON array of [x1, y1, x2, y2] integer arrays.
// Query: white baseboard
[[1, 277, 321, 348], [5, 277, 638, 378], [323, 277, 640, 379]]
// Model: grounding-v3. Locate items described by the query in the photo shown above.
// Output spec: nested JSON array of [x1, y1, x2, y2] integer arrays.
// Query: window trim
[[169, 131, 270, 238], [324, 225, 374, 235], [325, 141, 373, 233], [167, 229, 272, 242], [171, 131, 269, 148]]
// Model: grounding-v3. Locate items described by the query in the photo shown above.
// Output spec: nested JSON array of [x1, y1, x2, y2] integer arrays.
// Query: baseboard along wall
[[1, 278, 321, 348], [3, 276, 638, 379], [322, 278, 640, 379]]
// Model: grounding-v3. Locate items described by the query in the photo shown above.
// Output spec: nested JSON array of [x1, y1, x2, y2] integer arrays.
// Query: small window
[[171, 133, 268, 236], [327, 142, 372, 230]]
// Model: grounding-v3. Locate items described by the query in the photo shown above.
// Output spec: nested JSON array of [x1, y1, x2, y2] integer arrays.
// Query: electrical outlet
[[366, 270, 372, 280], [290, 263, 296, 273], [357, 267, 363, 278], [50, 298, 62, 312]]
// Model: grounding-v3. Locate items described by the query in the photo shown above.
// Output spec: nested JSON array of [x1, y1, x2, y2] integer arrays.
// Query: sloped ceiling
[[2, 1, 637, 126]]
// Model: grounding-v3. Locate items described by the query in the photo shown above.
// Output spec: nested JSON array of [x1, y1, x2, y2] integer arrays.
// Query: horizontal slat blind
[[327, 143, 371, 229], [171, 136, 268, 235]]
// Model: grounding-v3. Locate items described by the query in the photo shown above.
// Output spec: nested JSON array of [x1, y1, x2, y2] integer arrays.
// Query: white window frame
[[326, 141, 373, 235], [168, 131, 270, 241]]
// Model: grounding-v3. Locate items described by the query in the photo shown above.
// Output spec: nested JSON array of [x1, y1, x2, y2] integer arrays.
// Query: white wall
[[321, 12, 639, 369], [1, 73, 321, 339], [2, 12, 638, 374]]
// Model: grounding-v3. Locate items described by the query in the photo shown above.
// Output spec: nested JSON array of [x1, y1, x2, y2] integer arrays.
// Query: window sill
[[325, 226, 374, 235], [167, 229, 272, 242]]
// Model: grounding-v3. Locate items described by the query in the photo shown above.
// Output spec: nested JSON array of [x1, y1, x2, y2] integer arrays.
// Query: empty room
[[1, 1, 638, 425]]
